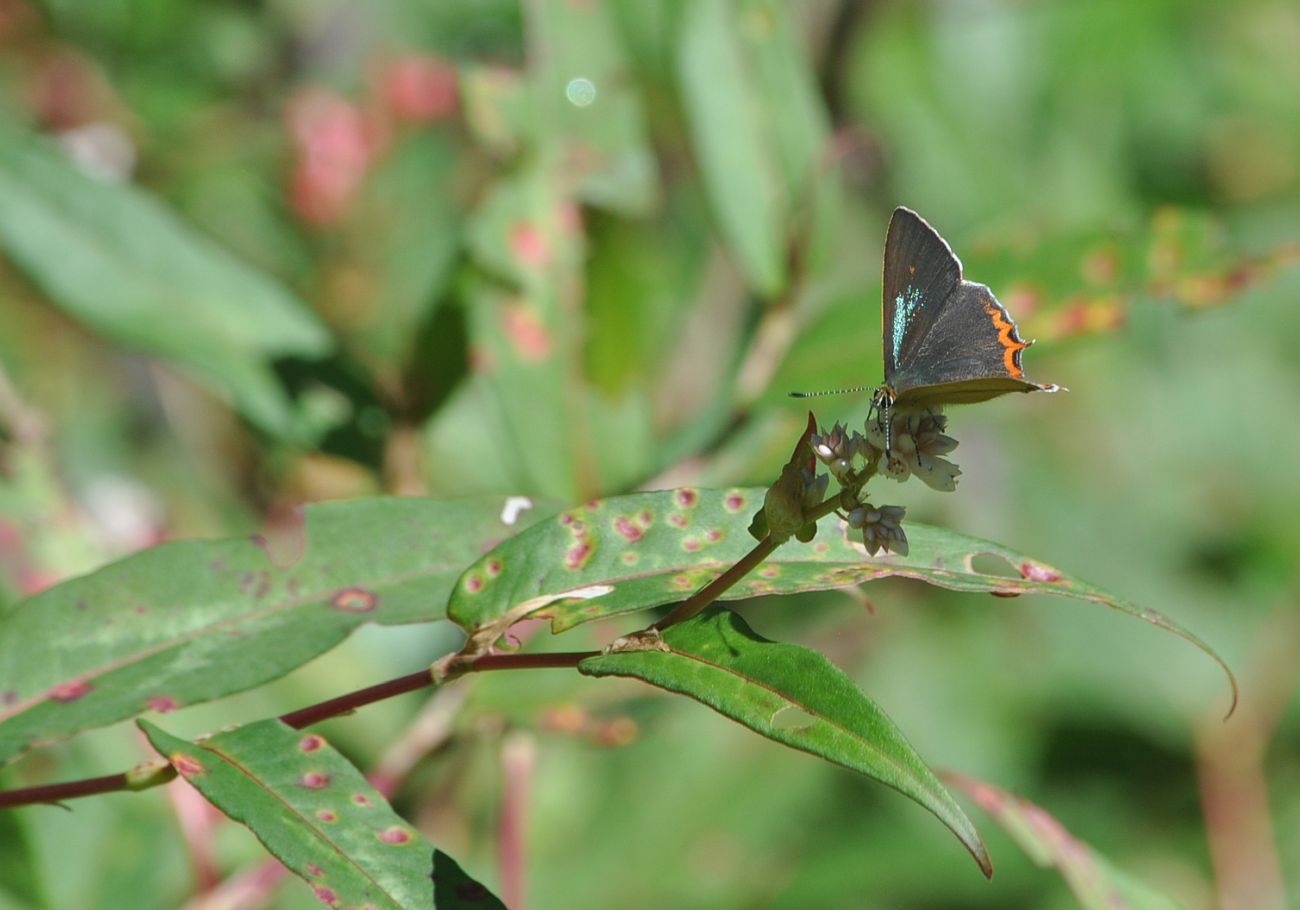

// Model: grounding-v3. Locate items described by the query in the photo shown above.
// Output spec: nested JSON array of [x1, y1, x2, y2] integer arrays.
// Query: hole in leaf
[[970, 552, 1019, 579], [771, 705, 818, 732]]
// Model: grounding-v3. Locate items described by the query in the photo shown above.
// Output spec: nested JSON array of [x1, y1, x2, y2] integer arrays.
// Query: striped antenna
[[788, 386, 872, 399]]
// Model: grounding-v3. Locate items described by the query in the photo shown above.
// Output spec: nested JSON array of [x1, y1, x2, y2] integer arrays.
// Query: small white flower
[[847, 503, 909, 557]]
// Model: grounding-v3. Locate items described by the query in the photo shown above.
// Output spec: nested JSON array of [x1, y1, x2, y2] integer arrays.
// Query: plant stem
[[655, 495, 843, 630], [0, 650, 594, 811], [0, 771, 135, 809]]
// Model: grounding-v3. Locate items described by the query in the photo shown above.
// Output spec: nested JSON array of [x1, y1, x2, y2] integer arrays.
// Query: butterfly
[[871, 207, 1061, 453]]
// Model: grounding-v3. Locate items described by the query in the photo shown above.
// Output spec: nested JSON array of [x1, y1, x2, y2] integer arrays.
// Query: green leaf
[[433, 851, 509, 910], [445, 489, 1237, 714], [944, 772, 1184, 909], [525, 0, 657, 215], [0, 797, 44, 908], [0, 127, 332, 438], [579, 607, 991, 877], [0, 496, 553, 765], [337, 132, 461, 373], [968, 207, 1300, 346], [732, 0, 831, 193], [677, 0, 786, 295], [462, 164, 591, 500], [140, 719, 503, 910]]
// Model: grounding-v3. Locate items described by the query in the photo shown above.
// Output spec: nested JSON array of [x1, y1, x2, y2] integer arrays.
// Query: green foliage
[[0, 128, 331, 440], [580, 606, 990, 876], [0, 0, 1297, 907], [0, 497, 553, 765], [140, 718, 501, 909]]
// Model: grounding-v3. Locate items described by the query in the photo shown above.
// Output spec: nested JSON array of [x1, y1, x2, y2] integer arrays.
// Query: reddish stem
[[0, 651, 594, 810], [0, 772, 131, 809]]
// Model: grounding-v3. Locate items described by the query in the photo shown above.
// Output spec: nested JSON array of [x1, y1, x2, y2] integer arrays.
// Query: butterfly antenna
[[788, 386, 871, 399]]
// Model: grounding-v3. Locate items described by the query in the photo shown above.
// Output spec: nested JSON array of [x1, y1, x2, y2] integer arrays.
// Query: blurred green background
[[1, 0, 1298, 907]]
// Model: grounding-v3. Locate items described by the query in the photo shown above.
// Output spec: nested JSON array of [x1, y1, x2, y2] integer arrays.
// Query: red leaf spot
[[331, 587, 378, 613], [1020, 563, 1062, 583], [312, 884, 338, 906], [146, 696, 178, 713], [594, 717, 639, 748], [134, 605, 148, 615], [1003, 282, 1044, 316], [379, 54, 458, 123], [620, 551, 638, 565], [1081, 248, 1119, 286], [565, 542, 593, 569], [465, 575, 484, 594], [502, 304, 553, 361], [510, 223, 549, 269], [299, 734, 326, 752], [1, 691, 16, 706], [683, 538, 700, 552], [306, 863, 324, 877], [705, 529, 723, 543], [352, 793, 373, 807], [378, 826, 412, 845], [49, 679, 92, 703], [559, 512, 576, 526], [675, 489, 698, 508], [1055, 299, 1092, 339], [557, 201, 583, 234], [813, 541, 829, 554], [585, 499, 602, 511], [485, 559, 503, 577], [285, 89, 382, 227], [172, 754, 205, 778], [758, 565, 779, 578], [316, 809, 338, 822], [638, 510, 653, 525], [671, 575, 694, 590], [299, 772, 331, 790], [723, 493, 746, 512], [614, 517, 643, 542], [668, 513, 688, 529], [75, 599, 89, 611]]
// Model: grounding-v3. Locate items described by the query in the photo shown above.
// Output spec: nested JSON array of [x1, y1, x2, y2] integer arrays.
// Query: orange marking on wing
[[983, 301, 1028, 377], [908, 265, 916, 274]]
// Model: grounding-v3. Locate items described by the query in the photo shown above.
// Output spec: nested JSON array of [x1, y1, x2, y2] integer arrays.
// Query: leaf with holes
[[445, 488, 1235, 712], [140, 719, 504, 909], [579, 607, 991, 876], [0, 496, 553, 766], [944, 772, 1182, 909]]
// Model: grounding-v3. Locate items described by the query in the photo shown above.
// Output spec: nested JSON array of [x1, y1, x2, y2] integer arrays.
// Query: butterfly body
[[875, 207, 1060, 449]]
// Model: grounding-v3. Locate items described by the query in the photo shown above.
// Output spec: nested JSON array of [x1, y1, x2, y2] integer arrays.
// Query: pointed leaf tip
[[579, 607, 991, 876]]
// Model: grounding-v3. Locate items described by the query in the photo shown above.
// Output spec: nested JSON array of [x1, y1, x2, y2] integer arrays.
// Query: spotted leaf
[[0, 496, 553, 765], [140, 719, 503, 909], [446, 488, 1235, 713]]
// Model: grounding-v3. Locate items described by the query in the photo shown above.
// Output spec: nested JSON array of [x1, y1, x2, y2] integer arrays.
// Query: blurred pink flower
[[379, 54, 458, 124], [285, 89, 385, 225]]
